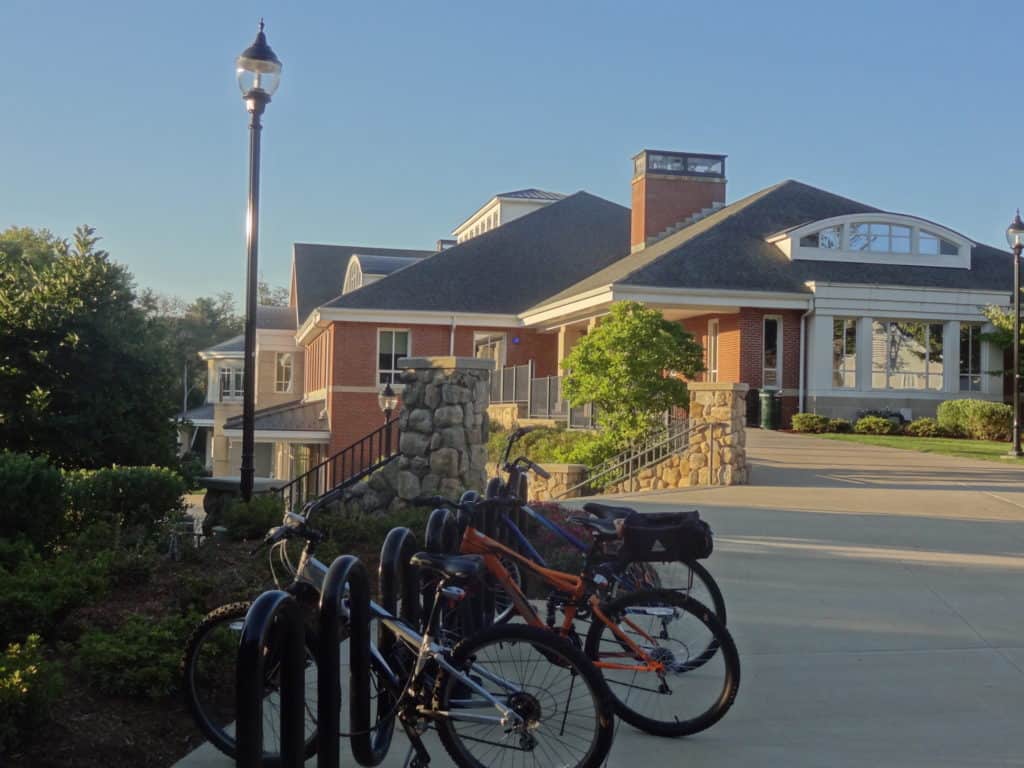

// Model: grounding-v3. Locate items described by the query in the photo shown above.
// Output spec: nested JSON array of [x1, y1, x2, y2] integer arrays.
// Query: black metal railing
[[276, 417, 399, 512], [491, 363, 597, 429]]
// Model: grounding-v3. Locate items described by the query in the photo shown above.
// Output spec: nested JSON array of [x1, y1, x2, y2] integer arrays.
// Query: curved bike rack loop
[[379, 526, 421, 644], [236, 590, 307, 768], [319, 554, 393, 768]]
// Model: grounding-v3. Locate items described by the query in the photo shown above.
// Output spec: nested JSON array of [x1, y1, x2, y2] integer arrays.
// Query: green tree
[[257, 280, 289, 307], [980, 304, 1019, 375], [0, 226, 178, 468], [560, 302, 704, 447]]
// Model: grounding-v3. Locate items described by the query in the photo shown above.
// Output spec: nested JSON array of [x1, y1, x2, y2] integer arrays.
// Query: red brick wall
[[323, 321, 557, 451], [631, 176, 726, 249], [679, 313, 741, 383]]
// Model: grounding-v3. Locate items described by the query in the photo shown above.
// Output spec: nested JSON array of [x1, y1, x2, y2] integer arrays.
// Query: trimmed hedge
[[64, 466, 186, 539], [905, 417, 945, 438], [937, 399, 1012, 441], [791, 414, 830, 433], [0, 452, 65, 552], [222, 493, 284, 541], [854, 415, 900, 435], [791, 414, 853, 434]]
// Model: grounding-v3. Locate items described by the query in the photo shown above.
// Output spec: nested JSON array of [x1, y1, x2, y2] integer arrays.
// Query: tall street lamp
[[1007, 210, 1024, 458], [236, 20, 282, 501]]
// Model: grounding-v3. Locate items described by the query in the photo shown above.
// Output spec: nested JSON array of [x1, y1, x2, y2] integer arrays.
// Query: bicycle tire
[[584, 589, 740, 737], [434, 622, 615, 768], [613, 559, 727, 627], [181, 601, 320, 764]]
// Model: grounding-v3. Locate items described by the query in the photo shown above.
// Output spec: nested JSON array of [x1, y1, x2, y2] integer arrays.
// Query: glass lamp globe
[[236, 20, 282, 98], [378, 383, 399, 414], [1008, 210, 1024, 251]]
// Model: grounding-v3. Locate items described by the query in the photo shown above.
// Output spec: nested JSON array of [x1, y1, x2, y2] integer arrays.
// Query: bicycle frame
[[459, 524, 667, 674]]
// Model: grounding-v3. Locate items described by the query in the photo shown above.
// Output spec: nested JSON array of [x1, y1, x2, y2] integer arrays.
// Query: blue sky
[[3, 0, 1023, 301]]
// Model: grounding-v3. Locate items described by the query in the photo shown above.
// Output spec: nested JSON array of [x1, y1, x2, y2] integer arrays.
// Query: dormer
[[768, 213, 973, 269], [452, 189, 565, 243]]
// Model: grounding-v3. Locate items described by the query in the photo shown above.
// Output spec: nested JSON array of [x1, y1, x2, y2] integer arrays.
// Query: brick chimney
[[631, 150, 727, 252]]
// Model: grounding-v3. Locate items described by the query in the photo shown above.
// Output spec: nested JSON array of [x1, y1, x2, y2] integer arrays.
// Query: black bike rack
[[379, 526, 421, 645], [235, 590, 307, 768], [421, 507, 459, 625]]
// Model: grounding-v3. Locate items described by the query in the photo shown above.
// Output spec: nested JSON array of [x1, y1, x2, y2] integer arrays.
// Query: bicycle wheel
[[585, 589, 739, 737], [613, 559, 727, 627], [181, 601, 320, 764], [435, 622, 615, 768]]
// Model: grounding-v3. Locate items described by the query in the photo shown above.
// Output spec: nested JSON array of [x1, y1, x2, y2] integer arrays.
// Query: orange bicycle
[[413, 494, 740, 738]]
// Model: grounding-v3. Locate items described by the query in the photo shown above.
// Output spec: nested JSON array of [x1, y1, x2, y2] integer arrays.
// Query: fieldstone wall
[[602, 383, 749, 494], [393, 356, 494, 503], [528, 463, 588, 500], [488, 403, 522, 430]]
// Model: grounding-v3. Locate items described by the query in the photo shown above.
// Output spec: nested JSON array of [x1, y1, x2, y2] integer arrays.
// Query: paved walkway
[[176, 431, 1024, 767]]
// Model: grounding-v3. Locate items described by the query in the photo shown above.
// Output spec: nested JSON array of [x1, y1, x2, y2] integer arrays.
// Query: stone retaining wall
[[528, 463, 588, 500]]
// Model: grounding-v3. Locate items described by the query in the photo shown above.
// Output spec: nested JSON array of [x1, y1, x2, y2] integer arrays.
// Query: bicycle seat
[[568, 515, 620, 542], [409, 552, 484, 582], [582, 502, 636, 521]]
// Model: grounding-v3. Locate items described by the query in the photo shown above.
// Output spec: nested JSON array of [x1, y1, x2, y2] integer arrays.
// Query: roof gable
[[324, 192, 630, 315]]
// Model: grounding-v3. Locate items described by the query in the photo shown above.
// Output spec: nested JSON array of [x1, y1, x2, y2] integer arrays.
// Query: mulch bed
[[6, 536, 380, 768]]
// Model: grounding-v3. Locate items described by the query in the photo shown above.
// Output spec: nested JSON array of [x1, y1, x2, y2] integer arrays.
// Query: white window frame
[[219, 364, 243, 402], [762, 315, 782, 390], [871, 320, 945, 391], [959, 323, 983, 392], [473, 331, 507, 367], [832, 317, 857, 389], [377, 328, 411, 386], [706, 319, 719, 382], [275, 352, 293, 394]]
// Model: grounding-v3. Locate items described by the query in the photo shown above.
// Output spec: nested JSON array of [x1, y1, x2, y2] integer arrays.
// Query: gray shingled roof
[[355, 254, 426, 278], [257, 304, 297, 331], [177, 403, 214, 422], [533, 180, 1012, 310], [204, 334, 244, 355], [293, 243, 434, 324], [496, 189, 566, 201], [224, 400, 328, 433], [324, 192, 630, 315]]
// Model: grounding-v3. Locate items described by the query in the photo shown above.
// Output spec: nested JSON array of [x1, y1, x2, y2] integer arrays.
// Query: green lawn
[[813, 432, 1024, 464]]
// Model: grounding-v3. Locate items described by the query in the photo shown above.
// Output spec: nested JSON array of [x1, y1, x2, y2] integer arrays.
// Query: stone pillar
[[394, 356, 494, 503], [687, 382, 750, 486]]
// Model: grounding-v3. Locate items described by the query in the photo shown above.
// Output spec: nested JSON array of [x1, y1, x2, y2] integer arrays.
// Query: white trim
[[807, 282, 1009, 321], [274, 352, 294, 394], [182, 418, 215, 427], [377, 328, 411, 386], [762, 315, 783, 390], [199, 350, 244, 361], [298, 308, 521, 345], [706, 319, 719, 382], [520, 287, 616, 326], [222, 429, 331, 441]]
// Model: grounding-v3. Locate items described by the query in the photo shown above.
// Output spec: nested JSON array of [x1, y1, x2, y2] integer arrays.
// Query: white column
[[943, 321, 960, 392], [856, 317, 874, 391], [981, 322, 998, 396], [807, 315, 834, 394]]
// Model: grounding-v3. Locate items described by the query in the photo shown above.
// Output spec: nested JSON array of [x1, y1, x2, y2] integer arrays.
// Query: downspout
[[798, 302, 815, 414], [449, 315, 457, 355]]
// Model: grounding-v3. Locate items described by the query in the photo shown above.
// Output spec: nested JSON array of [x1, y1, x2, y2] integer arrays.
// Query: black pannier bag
[[618, 510, 713, 562]]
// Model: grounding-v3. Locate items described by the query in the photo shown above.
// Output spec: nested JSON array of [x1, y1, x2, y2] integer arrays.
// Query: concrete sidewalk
[[176, 431, 1024, 767]]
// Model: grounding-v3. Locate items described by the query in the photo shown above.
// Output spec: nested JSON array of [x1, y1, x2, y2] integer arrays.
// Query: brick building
[[194, 150, 1013, 482]]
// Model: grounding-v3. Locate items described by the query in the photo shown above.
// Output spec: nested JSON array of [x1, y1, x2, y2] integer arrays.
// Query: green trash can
[[759, 389, 780, 430]]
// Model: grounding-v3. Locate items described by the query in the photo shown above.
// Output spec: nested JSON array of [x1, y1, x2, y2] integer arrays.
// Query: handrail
[[277, 417, 399, 512], [553, 419, 707, 499]]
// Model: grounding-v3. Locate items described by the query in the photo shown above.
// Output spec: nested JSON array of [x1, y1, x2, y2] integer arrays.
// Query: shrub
[[64, 465, 186, 540], [856, 408, 905, 423], [937, 399, 1013, 441], [486, 426, 612, 468], [222, 493, 284, 540], [75, 613, 199, 699], [0, 452, 65, 551], [791, 413, 830, 433], [0, 546, 111, 646], [906, 417, 945, 438], [827, 418, 853, 434], [0, 635, 62, 756], [854, 415, 900, 435]]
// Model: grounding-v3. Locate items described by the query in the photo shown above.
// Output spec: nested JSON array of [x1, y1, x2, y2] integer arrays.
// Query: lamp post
[[1007, 210, 1024, 458], [236, 20, 282, 501], [378, 383, 399, 455]]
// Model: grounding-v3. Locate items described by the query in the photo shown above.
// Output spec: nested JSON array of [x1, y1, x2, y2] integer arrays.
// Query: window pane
[[832, 318, 856, 388], [940, 239, 958, 255], [891, 235, 911, 254], [871, 321, 889, 388], [819, 227, 840, 249], [849, 223, 870, 251], [395, 331, 409, 356], [920, 232, 939, 255], [928, 323, 944, 389], [763, 319, 778, 368], [379, 331, 393, 355]]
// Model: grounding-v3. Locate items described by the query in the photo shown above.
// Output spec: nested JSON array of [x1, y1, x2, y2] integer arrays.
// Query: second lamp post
[[1007, 211, 1024, 458]]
